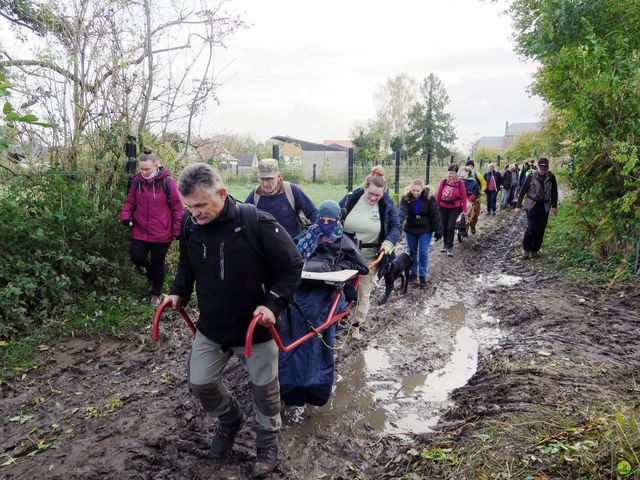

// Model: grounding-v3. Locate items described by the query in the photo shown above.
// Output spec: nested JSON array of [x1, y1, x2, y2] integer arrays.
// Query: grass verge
[[0, 290, 153, 380], [543, 197, 637, 283]]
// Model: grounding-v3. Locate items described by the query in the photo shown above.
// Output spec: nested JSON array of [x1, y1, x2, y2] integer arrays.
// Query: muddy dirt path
[[2, 209, 638, 480]]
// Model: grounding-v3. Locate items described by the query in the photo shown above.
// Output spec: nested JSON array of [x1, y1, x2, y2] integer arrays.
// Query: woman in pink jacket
[[120, 148, 183, 305], [436, 163, 467, 258]]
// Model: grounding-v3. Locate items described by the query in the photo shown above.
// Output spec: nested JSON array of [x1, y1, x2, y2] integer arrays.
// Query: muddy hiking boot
[[407, 273, 417, 282], [210, 416, 244, 459], [531, 250, 541, 258], [522, 249, 531, 260], [419, 277, 427, 288], [251, 446, 279, 478]]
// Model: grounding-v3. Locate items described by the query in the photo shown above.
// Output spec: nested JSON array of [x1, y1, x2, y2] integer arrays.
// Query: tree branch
[[0, 59, 91, 92]]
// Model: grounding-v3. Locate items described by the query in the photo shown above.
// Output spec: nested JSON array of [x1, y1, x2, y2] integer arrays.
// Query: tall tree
[[405, 73, 457, 159], [0, 0, 245, 170], [374, 73, 417, 153], [507, 0, 640, 262]]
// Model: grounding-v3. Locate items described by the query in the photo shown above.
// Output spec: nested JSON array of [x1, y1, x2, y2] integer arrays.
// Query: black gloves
[[433, 233, 442, 242], [122, 219, 133, 228]]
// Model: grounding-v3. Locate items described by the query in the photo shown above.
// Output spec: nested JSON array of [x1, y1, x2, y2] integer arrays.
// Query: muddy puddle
[[282, 273, 507, 438]]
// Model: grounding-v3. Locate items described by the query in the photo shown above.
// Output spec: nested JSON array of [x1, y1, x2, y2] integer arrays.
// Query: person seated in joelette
[[296, 200, 369, 277]]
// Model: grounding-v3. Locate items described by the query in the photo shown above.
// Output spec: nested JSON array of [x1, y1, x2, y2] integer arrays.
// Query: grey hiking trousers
[[189, 330, 281, 448]]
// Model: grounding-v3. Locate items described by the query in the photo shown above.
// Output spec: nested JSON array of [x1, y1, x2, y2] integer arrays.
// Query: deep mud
[[2, 209, 639, 479]]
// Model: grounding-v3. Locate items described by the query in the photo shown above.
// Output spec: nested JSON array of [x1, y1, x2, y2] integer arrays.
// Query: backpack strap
[[282, 181, 297, 212], [236, 203, 265, 259]]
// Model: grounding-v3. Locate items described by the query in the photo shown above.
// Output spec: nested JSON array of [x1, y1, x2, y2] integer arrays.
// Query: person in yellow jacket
[[464, 160, 485, 234]]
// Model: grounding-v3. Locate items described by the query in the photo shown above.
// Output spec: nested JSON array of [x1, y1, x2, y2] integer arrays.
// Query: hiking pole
[[152, 299, 196, 341]]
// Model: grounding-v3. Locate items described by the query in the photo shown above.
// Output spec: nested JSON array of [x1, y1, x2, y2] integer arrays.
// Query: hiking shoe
[[440, 247, 447, 253], [210, 417, 244, 459], [470, 227, 476, 234], [351, 327, 363, 340], [522, 249, 531, 260], [150, 295, 162, 306], [407, 273, 418, 282], [419, 277, 427, 288], [446, 249, 453, 257], [252, 446, 279, 478], [531, 251, 541, 258]]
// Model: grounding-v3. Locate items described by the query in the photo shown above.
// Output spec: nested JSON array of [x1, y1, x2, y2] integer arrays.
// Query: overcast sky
[[201, 0, 545, 152]]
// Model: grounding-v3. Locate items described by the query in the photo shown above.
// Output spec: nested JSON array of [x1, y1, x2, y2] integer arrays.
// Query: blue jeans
[[405, 232, 433, 278], [501, 188, 511, 208], [486, 190, 497, 212]]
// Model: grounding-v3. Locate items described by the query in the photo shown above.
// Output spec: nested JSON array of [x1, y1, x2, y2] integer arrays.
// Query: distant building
[[473, 121, 542, 155], [323, 140, 353, 149], [272, 135, 349, 179], [231, 152, 258, 172]]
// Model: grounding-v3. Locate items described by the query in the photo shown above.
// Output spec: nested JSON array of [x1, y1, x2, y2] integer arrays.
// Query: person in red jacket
[[120, 148, 183, 305], [436, 163, 467, 257]]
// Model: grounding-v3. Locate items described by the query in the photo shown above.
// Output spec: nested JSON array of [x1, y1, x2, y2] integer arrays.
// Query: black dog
[[378, 252, 413, 305]]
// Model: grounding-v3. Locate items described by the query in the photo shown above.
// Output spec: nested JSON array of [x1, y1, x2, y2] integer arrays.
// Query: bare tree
[[0, 0, 245, 171], [374, 73, 418, 153]]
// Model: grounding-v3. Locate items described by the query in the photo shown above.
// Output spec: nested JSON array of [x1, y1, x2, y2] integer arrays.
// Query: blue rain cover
[[278, 281, 349, 406]]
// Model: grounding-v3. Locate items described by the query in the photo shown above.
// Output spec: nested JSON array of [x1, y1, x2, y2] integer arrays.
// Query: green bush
[[543, 196, 637, 283], [0, 174, 131, 338]]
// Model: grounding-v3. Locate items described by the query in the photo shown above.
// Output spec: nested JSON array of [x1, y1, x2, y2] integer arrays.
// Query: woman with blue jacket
[[339, 174, 401, 338], [398, 179, 443, 288]]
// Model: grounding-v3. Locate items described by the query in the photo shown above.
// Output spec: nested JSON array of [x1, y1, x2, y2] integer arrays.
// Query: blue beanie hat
[[317, 200, 341, 220]]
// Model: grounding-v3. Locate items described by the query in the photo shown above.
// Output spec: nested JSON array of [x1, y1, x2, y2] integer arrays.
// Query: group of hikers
[[119, 150, 558, 477]]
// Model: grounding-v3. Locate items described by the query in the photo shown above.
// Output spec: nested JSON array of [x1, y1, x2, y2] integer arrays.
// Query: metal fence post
[[497, 155, 501, 169], [312, 163, 316, 183], [125, 135, 137, 193], [394, 150, 400, 196], [425, 152, 431, 184], [479, 159, 484, 171], [347, 148, 354, 193], [272, 144, 280, 162], [449, 154, 454, 165]]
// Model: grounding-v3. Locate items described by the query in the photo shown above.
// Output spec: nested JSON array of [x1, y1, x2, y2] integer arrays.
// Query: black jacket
[[301, 235, 369, 275], [398, 189, 443, 236], [170, 197, 303, 347], [483, 170, 502, 192]]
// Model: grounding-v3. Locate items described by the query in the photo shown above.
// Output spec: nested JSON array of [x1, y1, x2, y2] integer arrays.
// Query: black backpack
[[181, 202, 264, 258]]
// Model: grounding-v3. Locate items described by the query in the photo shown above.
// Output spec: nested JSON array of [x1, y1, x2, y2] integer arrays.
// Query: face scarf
[[296, 221, 343, 261]]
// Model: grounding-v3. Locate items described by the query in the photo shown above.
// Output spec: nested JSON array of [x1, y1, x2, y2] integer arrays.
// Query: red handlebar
[[152, 299, 196, 341], [245, 289, 347, 358]]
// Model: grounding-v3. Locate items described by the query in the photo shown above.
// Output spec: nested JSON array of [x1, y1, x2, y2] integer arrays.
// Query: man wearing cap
[[245, 159, 319, 238], [515, 157, 558, 259]]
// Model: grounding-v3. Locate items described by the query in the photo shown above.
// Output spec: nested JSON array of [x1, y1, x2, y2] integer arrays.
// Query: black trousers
[[523, 203, 550, 253], [130, 240, 171, 295], [439, 205, 461, 249]]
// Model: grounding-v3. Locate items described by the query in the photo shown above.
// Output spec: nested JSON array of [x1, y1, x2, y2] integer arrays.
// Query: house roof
[[272, 136, 348, 152], [475, 136, 505, 150], [231, 152, 256, 167], [195, 142, 232, 159], [323, 140, 353, 149], [505, 122, 542, 136]]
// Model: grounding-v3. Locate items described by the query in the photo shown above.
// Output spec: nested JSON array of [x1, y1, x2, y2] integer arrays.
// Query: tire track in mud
[[0, 209, 574, 480]]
